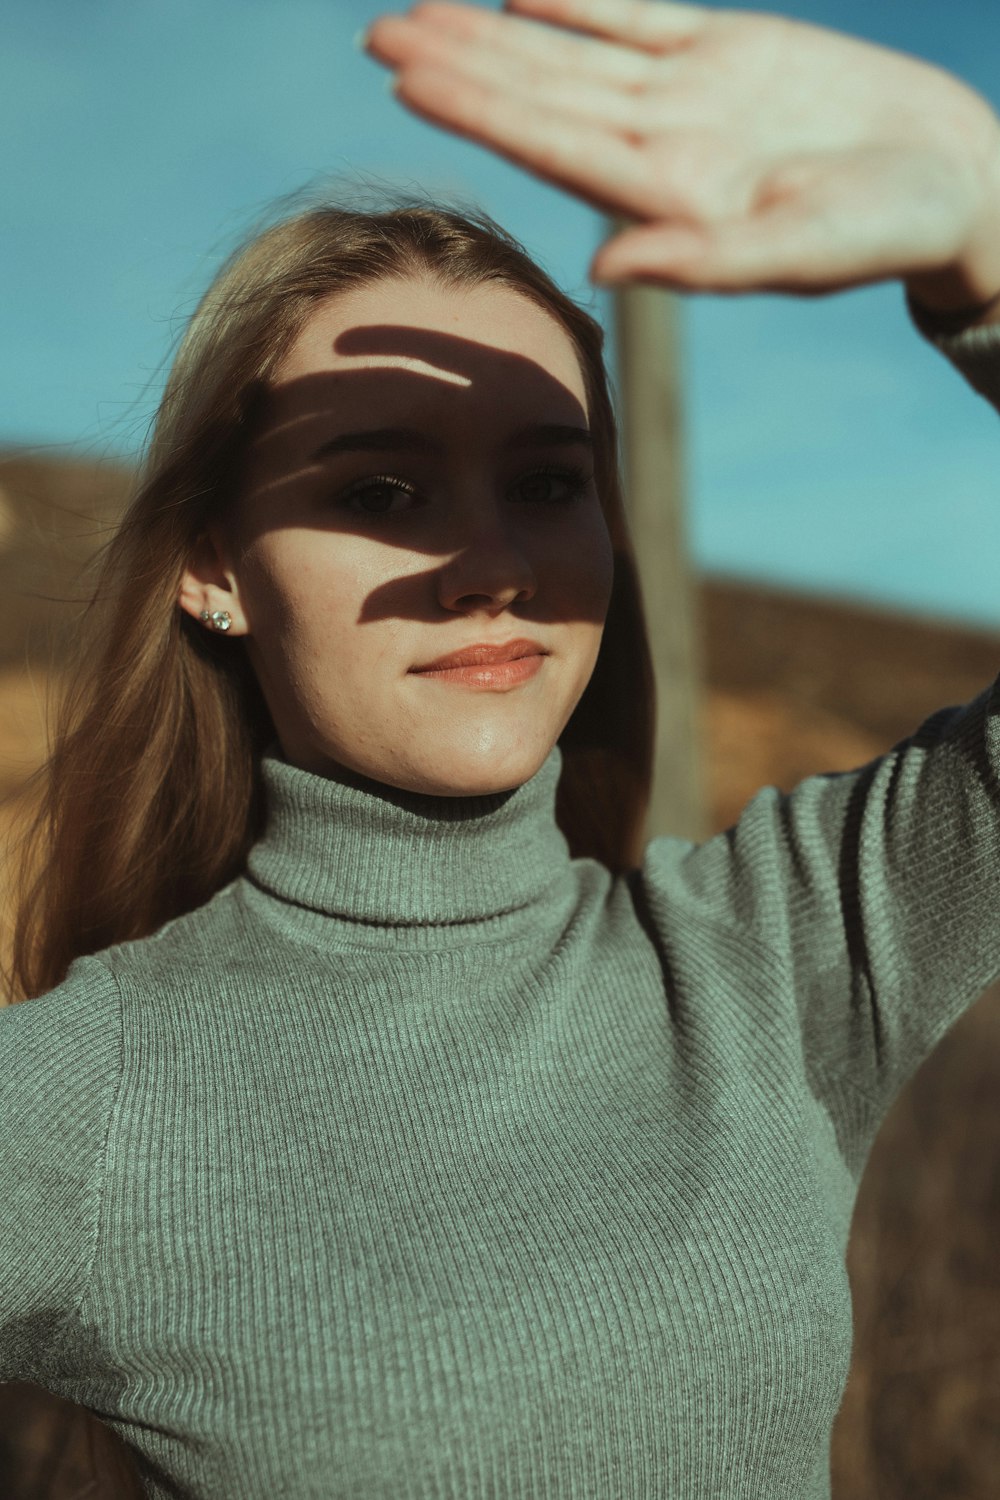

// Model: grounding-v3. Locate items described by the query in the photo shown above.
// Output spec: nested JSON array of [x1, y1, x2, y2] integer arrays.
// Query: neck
[[245, 742, 574, 939]]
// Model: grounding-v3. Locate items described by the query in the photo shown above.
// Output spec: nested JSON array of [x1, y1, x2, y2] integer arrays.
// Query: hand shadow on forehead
[[241, 323, 590, 505]]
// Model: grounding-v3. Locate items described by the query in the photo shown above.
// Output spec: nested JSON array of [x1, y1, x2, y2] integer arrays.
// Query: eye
[[338, 474, 418, 516], [513, 464, 591, 504], [335, 463, 592, 520]]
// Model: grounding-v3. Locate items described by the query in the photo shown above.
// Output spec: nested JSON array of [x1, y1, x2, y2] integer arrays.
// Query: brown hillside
[[2, 450, 999, 1497], [0, 448, 132, 673]]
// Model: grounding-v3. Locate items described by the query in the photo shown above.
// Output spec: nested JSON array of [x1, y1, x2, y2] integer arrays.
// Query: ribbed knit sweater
[[4, 300, 1000, 1500]]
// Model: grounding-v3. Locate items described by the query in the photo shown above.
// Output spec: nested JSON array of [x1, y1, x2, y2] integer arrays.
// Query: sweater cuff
[[906, 288, 1000, 408]]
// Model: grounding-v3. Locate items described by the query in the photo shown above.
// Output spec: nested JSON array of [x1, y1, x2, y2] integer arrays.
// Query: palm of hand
[[366, 0, 1000, 294]]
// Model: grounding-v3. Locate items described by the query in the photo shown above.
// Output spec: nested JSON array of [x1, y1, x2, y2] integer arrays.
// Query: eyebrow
[[311, 422, 593, 461]]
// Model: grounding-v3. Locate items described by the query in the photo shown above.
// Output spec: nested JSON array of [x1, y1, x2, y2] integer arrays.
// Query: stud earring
[[199, 609, 233, 633]]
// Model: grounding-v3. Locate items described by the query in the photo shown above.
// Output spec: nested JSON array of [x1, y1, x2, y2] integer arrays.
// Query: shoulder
[[0, 878, 255, 1124], [2, 875, 253, 1028], [1, 954, 123, 1204], [1, 952, 121, 1053], [87, 876, 254, 989]]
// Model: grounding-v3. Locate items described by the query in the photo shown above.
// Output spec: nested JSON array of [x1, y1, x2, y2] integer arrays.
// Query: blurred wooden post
[[612, 264, 708, 843]]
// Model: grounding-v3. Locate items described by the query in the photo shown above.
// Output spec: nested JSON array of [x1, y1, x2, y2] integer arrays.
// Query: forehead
[[274, 273, 589, 413]]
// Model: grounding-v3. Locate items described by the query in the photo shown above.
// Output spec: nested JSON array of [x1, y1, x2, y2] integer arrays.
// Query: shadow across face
[[232, 323, 606, 646]]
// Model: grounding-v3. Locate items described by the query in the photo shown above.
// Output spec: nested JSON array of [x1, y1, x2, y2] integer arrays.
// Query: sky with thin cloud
[[4, 0, 1000, 625]]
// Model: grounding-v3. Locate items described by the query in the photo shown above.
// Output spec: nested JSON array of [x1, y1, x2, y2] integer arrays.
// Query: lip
[[410, 638, 548, 672], [412, 654, 545, 690]]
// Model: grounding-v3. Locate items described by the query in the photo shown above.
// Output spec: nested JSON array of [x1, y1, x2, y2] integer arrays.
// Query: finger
[[397, 1, 662, 88], [590, 204, 888, 294], [592, 151, 973, 294], [391, 64, 647, 216], [504, 0, 708, 53], [372, 18, 660, 135]]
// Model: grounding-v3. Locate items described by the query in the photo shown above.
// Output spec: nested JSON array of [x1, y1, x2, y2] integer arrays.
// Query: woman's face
[[180, 272, 615, 797]]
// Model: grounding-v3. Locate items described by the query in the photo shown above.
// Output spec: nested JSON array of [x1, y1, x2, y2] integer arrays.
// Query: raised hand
[[365, 0, 1000, 306]]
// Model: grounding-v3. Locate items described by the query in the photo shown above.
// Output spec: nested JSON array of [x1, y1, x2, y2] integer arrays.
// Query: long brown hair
[[4, 196, 656, 1004]]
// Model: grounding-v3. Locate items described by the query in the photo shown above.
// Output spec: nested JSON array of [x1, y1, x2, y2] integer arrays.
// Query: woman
[[3, 0, 1000, 1495]]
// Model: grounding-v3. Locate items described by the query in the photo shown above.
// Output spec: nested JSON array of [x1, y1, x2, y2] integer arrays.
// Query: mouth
[[409, 652, 547, 690], [409, 638, 548, 673]]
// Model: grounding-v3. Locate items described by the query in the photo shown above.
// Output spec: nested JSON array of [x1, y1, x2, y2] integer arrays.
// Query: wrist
[[905, 282, 1000, 336], [905, 125, 1000, 331], [905, 253, 1000, 330]]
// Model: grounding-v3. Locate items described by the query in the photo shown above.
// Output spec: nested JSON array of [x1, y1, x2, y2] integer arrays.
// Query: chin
[[387, 739, 555, 799]]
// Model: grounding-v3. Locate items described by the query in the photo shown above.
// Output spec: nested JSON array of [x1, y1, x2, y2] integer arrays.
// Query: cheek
[[239, 535, 353, 646], [557, 509, 615, 618], [237, 539, 366, 733]]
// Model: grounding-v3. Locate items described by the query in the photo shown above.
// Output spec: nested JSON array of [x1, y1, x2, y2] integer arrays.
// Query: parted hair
[[4, 194, 656, 1003]]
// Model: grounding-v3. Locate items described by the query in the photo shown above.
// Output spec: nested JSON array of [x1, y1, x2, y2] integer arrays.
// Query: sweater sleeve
[[0, 956, 123, 1384], [641, 306, 1000, 1175], [905, 289, 1000, 405]]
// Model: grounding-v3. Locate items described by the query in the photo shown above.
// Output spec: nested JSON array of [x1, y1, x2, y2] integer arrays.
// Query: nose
[[433, 505, 539, 615]]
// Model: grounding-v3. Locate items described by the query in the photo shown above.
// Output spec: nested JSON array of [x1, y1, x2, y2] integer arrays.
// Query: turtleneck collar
[[245, 742, 574, 932]]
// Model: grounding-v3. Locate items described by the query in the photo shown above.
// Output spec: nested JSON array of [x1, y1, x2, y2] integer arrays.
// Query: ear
[[178, 524, 250, 636]]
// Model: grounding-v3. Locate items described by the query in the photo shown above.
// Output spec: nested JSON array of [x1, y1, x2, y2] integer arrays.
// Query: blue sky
[[5, 0, 1000, 626]]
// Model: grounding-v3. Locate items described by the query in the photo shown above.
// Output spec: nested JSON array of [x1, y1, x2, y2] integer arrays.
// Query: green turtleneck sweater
[[4, 302, 1000, 1500]]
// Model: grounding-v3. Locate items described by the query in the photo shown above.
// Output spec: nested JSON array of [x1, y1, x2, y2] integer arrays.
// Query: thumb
[[591, 222, 711, 287], [590, 206, 865, 295]]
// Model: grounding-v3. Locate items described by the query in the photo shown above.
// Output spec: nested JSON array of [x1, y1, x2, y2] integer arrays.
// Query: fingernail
[[353, 27, 370, 51]]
